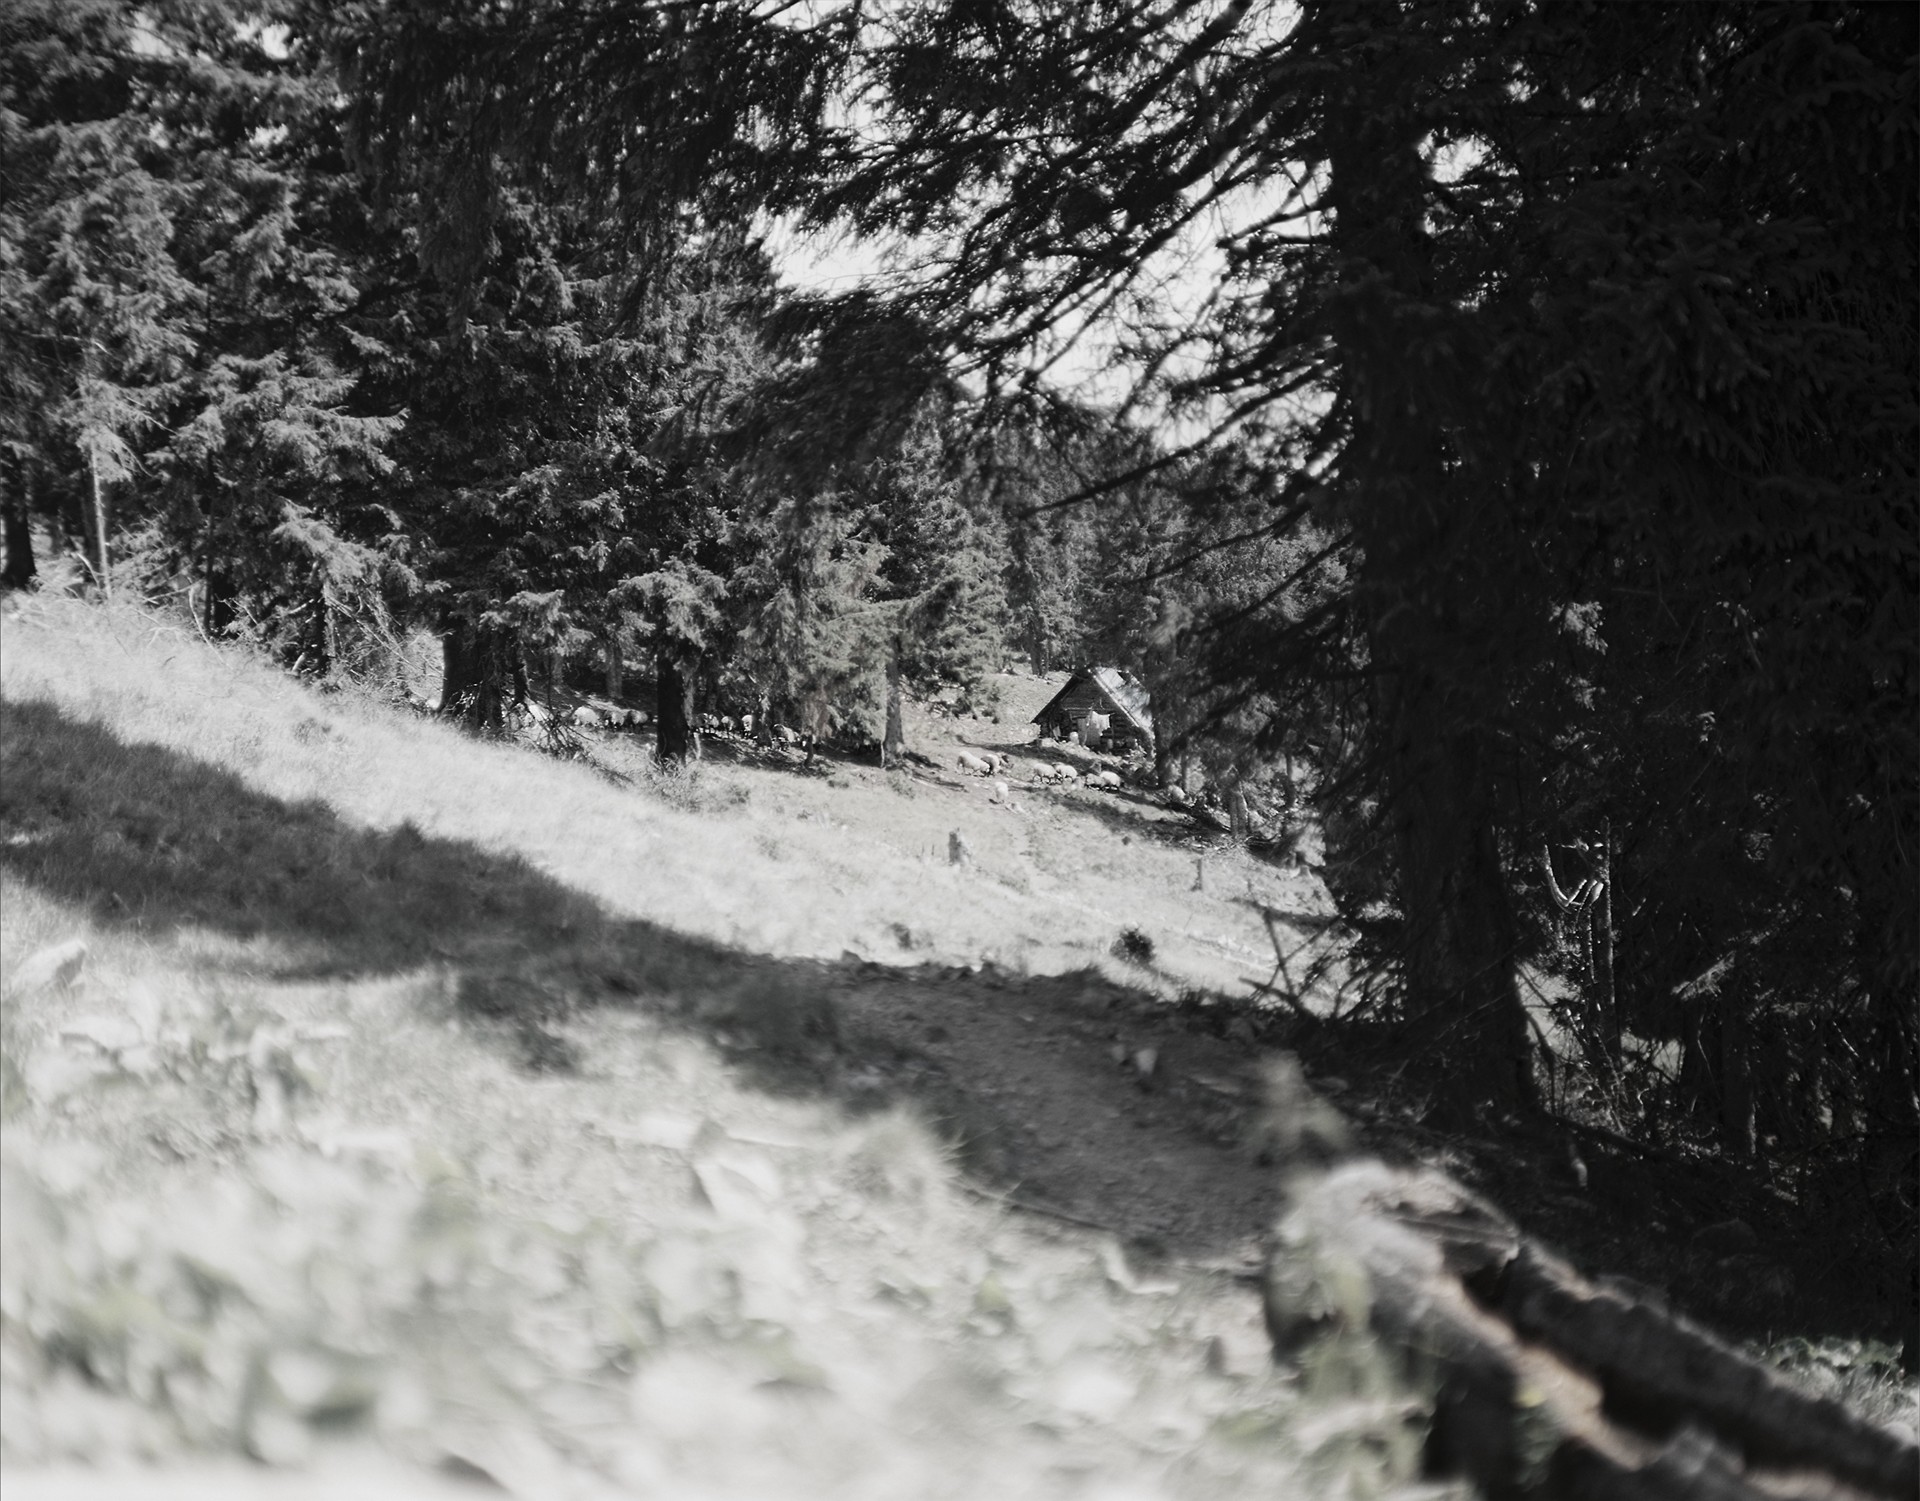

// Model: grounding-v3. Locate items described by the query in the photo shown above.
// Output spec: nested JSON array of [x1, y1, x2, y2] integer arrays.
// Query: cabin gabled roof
[[1032, 667, 1155, 737]]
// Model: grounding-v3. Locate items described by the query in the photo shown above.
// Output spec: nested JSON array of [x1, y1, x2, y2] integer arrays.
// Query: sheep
[[572, 705, 604, 729], [955, 751, 992, 775], [1053, 763, 1079, 781], [1089, 769, 1124, 790], [776, 725, 800, 746], [740, 712, 755, 736]]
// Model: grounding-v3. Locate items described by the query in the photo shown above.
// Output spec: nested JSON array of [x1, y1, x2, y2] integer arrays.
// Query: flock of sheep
[[699, 711, 808, 748], [953, 748, 1128, 793], [409, 691, 1149, 799]]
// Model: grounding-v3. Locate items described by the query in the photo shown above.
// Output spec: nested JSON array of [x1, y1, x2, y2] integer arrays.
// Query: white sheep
[[572, 705, 604, 729], [956, 751, 991, 775], [1053, 763, 1079, 781]]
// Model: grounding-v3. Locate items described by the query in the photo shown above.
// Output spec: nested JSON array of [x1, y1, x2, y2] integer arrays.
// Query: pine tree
[[2, 2, 400, 644]]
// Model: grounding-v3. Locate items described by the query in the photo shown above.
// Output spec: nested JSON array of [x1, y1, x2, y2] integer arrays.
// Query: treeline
[[1, 1, 1291, 764], [3, 2, 1914, 1338]]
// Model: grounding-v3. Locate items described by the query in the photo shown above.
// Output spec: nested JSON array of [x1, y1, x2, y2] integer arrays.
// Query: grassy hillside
[[0, 596, 1423, 1499]]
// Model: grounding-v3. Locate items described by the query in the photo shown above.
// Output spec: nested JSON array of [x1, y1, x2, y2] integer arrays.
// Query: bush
[[1112, 928, 1155, 965]]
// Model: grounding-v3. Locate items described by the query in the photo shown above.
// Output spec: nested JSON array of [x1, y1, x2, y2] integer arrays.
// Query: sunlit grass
[[0, 595, 1427, 1497]]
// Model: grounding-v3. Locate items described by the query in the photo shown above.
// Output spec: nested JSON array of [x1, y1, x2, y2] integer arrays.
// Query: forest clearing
[[4, 2, 1914, 1496]]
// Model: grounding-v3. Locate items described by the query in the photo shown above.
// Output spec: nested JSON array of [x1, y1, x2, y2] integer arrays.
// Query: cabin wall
[[1038, 680, 1151, 753]]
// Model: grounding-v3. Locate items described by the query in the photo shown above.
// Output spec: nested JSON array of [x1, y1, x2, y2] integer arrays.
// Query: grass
[[0, 594, 1437, 1498]]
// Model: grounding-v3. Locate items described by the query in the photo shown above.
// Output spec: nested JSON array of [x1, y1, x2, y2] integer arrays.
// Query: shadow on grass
[[0, 695, 1278, 1255], [5, 696, 1909, 1346], [0, 697, 836, 1066]]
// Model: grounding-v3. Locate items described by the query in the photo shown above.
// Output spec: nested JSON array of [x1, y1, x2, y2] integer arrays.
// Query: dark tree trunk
[[199, 490, 232, 636], [2, 467, 36, 591], [202, 567, 234, 637], [605, 634, 624, 701], [1388, 707, 1533, 1114], [1152, 711, 1175, 789], [442, 619, 517, 730], [882, 642, 906, 767], [655, 648, 696, 764], [1324, 30, 1532, 1118]]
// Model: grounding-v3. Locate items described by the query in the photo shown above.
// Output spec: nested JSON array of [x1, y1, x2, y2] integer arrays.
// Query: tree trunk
[[882, 642, 906, 767], [1389, 715, 1533, 1115], [87, 450, 111, 602], [1228, 783, 1251, 840], [1152, 714, 1173, 788], [319, 582, 341, 678], [1323, 34, 1532, 1118], [605, 634, 624, 701], [1719, 1001, 1755, 1160], [655, 648, 696, 765], [441, 619, 515, 730], [2, 465, 36, 591]]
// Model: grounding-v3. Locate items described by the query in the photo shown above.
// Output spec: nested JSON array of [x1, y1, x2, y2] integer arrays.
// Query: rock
[[7, 938, 87, 996]]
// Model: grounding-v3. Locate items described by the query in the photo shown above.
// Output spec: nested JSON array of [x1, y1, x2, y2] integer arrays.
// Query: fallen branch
[[1266, 1151, 1917, 1499]]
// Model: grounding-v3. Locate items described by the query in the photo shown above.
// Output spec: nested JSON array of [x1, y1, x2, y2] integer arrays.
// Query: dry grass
[[0, 596, 1435, 1499]]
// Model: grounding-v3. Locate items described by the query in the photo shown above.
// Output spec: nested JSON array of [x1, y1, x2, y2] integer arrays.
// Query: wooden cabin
[[1033, 667, 1155, 754]]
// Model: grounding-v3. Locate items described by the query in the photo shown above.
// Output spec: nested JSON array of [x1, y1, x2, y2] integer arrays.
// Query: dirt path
[[827, 960, 1281, 1268]]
